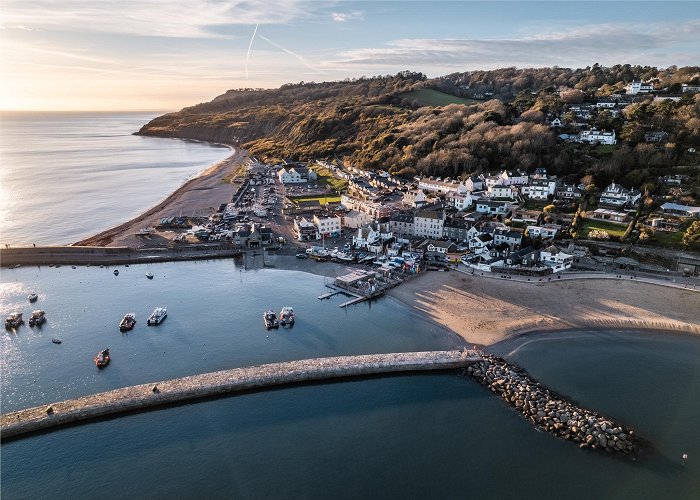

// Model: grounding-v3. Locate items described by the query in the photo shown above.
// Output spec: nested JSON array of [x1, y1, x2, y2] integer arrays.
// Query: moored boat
[[113, 269, 119, 276], [147, 307, 167, 325], [52, 338, 62, 344], [279, 306, 295, 326], [94, 348, 110, 367], [28, 310, 46, 326], [263, 309, 279, 329], [119, 313, 136, 331], [4, 312, 23, 329], [28, 293, 38, 302], [145, 272, 154, 279]]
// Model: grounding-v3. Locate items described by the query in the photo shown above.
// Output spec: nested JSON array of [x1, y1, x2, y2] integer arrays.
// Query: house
[[353, 222, 392, 252], [489, 184, 517, 200], [681, 84, 700, 93], [313, 214, 341, 238], [414, 206, 446, 238], [342, 210, 374, 229], [498, 170, 529, 186], [595, 99, 617, 108], [492, 228, 523, 249], [418, 239, 458, 260], [526, 224, 560, 239], [443, 217, 470, 242], [417, 177, 468, 195], [644, 131, 669, 143], [390, 212, 415, 239], [625, 80, 654, 95], [403, 189, 428, 208], [556, 184, 582, 200], [549, 117, 562, 127], [539, 245, 574, 272], [341, 194, 395, 218], [277, 167, 304, 184], [599, 182, 641, 207], [446, 191, 474, 211], [521, 179, 556, 200], [646, 218, 682, 231], [589, 208, 631, 224], [531, 168, 549, 179], [511, 209, 542, 225], [464, 175, 485, 192], [469, 233, 493, 251], [258, 226, 273, 245], [476, 200, 510, 216], [504, 246, 540, 267], [660, 202, 700, 218], [294, 217, 319, 241], [580, 129, 617, 145]]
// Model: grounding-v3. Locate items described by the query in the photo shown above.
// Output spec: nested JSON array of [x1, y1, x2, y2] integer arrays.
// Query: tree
[[683, 220, 700, 250], [543, 204, 556, 213]]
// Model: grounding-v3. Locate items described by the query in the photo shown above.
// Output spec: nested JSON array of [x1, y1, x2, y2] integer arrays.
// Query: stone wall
[[1, 350, 481, 440]]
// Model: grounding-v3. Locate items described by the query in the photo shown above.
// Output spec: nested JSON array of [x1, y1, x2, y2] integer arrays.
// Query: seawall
[[0, 245, 242, 267], [1, 350, 481, 440]]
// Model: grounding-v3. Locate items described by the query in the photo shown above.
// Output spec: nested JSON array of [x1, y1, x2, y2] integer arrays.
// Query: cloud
[[0, 0, 309, 38], [331, 11, 363, 23], [328, 20, 700, 70]]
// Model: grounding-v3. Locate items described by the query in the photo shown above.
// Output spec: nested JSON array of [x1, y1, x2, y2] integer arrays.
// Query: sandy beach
[[73, 148, 247, 247], [388, 271, 700, 346]]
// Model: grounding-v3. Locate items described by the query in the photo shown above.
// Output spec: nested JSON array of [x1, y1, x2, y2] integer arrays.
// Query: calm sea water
[[0, 112, 231, 246], [1, 261, 699, 499]]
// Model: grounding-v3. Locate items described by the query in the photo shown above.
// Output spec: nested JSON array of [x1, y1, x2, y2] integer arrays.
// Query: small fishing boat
[[263, 309, 279, 329], [4, 312, 23, 329], [147, 307, 167, 325], [94, 348, 110, 367], [113, 269, 119, 276], [145, 272, 154, 279], [28, 293, 38, 302], [52, 338, 62, 344], [28, 310, 46, 326], [119, 313, 136, 331], [279, 306, 295, 326]]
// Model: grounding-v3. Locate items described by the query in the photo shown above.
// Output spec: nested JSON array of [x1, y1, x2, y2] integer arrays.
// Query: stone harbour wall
[[464, 354, 636, 454], [1, 350, 481, 440]]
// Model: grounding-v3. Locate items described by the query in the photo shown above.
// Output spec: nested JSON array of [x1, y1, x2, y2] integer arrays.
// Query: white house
[[549, 117, 562, 127], [414, 207, 446, 238], [521, 180, 556, 200], [580, 129, 617, 145], [526, 224, 560, 239], [476, 200, 510, 215], [277, 167, 305, 184], [417, 177, 467, 195], [489, 184, 517, 200], [681, 84, 700, 93], [492, 228, 523, 249], [498, 170, 529, 186], [313, 214, 341, 238], [625, 80, 654, 95], [343, 210, 374, 229], [353, 223, 392, 252], [294, 217, 319, 241], [403, 189, 428, 208], [599, 182, 641, 207], [464, 175, 485, 192], [539, 245, 574, 272], [446, 191, 474, 211]]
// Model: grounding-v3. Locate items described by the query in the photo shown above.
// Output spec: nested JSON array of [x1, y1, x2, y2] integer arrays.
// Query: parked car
[[295, 253, 308, 259]]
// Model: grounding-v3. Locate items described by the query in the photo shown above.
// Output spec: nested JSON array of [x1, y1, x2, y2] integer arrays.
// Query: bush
[[588, 229, 610, 240]]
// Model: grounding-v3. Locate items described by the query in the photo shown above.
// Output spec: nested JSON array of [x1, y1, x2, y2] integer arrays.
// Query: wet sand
[[73, 149, 246, 247], [388, 271, 700, 346]]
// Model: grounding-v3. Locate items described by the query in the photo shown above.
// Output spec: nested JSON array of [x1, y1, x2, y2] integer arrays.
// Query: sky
[[1, 1, 698, 112]]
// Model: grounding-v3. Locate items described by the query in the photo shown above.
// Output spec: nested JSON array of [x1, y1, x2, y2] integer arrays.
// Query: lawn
[[309, 165, 348, 192], [399, 88, 477, 107], [287, 195, 342, 206], [645, 229, 685, 248], [581, 219, 628, 238]]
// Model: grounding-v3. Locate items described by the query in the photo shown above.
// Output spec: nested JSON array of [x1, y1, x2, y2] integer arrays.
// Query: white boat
[[28, 293, 38, 302], [279, 306, 295, 326], [263, 309, 279, 329], [119, 313, 136, 331], [145, 272, 154, 279], [147, 307, 167, 325], [5, 312, 23, 329]]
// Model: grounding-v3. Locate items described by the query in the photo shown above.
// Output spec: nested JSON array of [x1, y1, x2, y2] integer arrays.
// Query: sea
[[0, 112, 232, 246], [1, 114, 699, 499], [1, 261, 700, 499]]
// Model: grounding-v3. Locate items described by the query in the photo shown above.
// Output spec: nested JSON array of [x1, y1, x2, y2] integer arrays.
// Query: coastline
[[72, 148, 246, 247], [387, 270, 700, 347]]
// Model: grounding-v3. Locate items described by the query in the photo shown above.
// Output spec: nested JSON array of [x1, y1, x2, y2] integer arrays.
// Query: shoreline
[[387, 271, 700, 347], [72, 147, 245, 247]]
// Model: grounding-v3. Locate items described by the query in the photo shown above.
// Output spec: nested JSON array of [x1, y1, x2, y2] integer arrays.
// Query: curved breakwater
[[1, 350, 481, 440], [465, 354, 637, 454]]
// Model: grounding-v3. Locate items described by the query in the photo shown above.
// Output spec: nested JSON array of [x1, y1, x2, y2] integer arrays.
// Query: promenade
[[1, 350, 481, 440]]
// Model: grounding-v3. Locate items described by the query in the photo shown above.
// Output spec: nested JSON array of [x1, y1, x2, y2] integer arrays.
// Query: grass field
[[581, 219, 628, 238], [309, 165, 348, 192], [287, 195, 342, 206], [400, 88, 477, 107], [645, 229, 684, 248]]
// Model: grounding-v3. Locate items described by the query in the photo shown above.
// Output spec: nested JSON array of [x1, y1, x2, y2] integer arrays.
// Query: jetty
[[1, 350, 481, 440]]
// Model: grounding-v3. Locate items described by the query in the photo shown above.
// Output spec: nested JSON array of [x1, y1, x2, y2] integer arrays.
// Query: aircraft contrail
[[257, 34, 321, 74], [245, 23, 259, 80]]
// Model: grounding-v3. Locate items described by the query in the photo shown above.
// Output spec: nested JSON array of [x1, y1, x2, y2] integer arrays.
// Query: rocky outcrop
[[464, 354, 636, 454]]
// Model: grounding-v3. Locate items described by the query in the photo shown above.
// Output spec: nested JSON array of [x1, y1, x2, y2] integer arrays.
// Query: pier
[[1, 350, 481, 440]]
